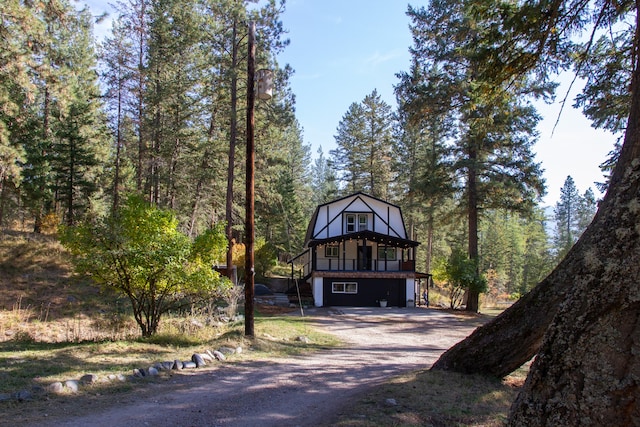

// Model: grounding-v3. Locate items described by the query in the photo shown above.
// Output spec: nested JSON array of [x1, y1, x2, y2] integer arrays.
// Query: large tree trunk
[[508, 158, 640, 424], [506, 10, 640, 422], [466, 144, 480, 313], [433, 6, 640, 423]]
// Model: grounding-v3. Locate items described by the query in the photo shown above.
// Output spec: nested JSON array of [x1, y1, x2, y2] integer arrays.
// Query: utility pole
[[244, 21, 256, 337]]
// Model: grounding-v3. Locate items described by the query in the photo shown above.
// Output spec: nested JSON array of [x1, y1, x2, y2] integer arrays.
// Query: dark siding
[[323, 277, 406, 307]]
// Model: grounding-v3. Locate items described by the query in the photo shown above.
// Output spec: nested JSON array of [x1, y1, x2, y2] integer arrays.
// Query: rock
[[172, 360, 183, 370], [48, 382, 64, 394], [0, 393, 11, 402], [295, 336, 310, 343], [31, 385, 46, 395], [147, 367, 159, 376], [206, 350, 215, 360], [65, 380, 79, 393], [116, 374, 127, 382], [133, 368, 144, 378], [199, 352, 213, 362], [385, 398, 398, 406], [182, 361, 197, 369], [218, 346, 236, 355], [212, 350, 226, 361], [192, 353, 206, 367], [13, 390, 32, 401], [161, 361, 174, 370], [235, 346, 243, 354], [80, 374, 99, 384]]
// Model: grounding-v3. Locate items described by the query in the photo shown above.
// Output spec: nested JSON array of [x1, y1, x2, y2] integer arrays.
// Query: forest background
[[0, 0, 623, 304]]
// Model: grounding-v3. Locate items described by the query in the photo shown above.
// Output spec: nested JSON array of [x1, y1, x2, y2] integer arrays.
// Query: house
[[289, 192, 422, 307]]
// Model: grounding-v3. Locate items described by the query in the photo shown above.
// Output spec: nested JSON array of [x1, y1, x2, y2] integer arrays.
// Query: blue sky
[[277, 0, 617, 206], [85, 0, 618, 206]]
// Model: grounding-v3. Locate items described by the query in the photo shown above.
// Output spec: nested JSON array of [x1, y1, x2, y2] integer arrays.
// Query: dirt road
[[37, 307, 487, 427]]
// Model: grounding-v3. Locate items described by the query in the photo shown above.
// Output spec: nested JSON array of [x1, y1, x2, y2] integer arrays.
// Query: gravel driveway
[[43, 307, 486, 427]]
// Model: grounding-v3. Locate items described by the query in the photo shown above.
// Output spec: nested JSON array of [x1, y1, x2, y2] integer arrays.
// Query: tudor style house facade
[[290, 192, 421, 307]]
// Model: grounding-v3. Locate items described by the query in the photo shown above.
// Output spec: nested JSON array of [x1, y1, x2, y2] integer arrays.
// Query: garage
[[323, 277, 406, 307]]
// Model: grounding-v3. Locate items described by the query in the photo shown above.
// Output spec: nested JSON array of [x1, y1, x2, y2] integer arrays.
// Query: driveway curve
[[40, 307, 487, 427]]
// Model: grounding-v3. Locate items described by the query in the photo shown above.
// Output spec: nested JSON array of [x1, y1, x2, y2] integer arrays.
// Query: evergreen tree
[[395, 57, 455, 273], [310, 146, 339, 206], [330, 89, 395, 199], [50, 7, 110, 225], [407, 1, 547, 312], [577, 187, 597, 231], [553, 177, 597, 260], [429, 1, 640, 422]]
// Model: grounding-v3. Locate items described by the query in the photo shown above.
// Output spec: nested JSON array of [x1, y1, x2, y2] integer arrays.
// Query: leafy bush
[[61, 196, 231, 337], [443, 248, 487, 309]]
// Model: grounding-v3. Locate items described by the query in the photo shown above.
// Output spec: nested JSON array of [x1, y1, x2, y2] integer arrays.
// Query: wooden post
[[244, 21, 256, 337]]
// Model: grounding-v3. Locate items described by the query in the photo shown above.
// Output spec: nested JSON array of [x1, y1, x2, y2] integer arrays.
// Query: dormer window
[[346, 213, 369, 232]]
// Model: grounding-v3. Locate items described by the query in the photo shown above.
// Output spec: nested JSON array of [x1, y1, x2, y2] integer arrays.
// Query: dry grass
[[329, 367, 527, 427], [0, 231, 339, 393]]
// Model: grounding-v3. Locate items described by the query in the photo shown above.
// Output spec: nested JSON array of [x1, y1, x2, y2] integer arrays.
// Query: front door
[[358, 246, 372, 270]]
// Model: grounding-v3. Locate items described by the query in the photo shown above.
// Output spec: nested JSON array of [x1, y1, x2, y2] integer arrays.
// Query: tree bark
[[506, 7, 640, 422], [466, 144, 480, 313]]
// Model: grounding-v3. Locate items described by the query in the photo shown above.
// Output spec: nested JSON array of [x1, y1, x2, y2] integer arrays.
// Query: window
[[346, 214, 356, 232], [332, 282, 358, 294], [358, 214, 369, 231], [346, 213, 369, 232], [325, 244, 339, 257], [378, 246, 397, 260]]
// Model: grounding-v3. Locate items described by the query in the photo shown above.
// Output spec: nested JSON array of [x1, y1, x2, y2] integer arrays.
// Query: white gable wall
[[311, 194, 408, 240]]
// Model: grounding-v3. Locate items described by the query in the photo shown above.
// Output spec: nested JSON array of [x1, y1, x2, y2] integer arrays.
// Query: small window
[[325, 245, 339, 258], [346, 214, 356, 232], [358, 214, 369, 231], [332, 282, 358, 294], [378, 246, 397, 260]]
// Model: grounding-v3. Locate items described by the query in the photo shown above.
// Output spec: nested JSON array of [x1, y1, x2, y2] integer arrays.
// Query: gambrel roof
[[304, 192, 419, 248]]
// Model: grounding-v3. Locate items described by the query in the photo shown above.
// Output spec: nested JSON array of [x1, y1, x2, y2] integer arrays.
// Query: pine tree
[[553, 176, 596, 260], [407, 1, 547, 312], [429, 0, 640, 422], [330, 89, 395, 199], [553, 176, 580, 258], [50, 7, 110, 225], [310, 146, 339, 206], [395, 57, 455, 272]]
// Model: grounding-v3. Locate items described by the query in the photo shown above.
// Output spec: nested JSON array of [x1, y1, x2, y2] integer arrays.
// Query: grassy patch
[[0, 312, 340, 395], [329, 368, 526, 427]]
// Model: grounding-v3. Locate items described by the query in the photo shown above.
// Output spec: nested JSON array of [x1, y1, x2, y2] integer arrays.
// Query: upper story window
[[346, 213, 369, 232]]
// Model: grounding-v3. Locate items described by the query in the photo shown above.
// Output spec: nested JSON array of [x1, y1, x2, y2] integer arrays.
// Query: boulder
[[48, 382, 64, 394], [212, 350, 226, 361], [80, 374, 99, 384], [199, 352, 214, 362], [12, 390, 32, 401], [65, 380, 79, 393], [191, 354, 206, 368], [218, 346, 236, 355]]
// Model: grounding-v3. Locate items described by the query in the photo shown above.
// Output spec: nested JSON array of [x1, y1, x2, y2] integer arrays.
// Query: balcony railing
[[297, 257, 414, 277]]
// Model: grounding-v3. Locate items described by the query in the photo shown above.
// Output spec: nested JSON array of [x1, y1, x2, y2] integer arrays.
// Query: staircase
[[286, 281, 314, 307]]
